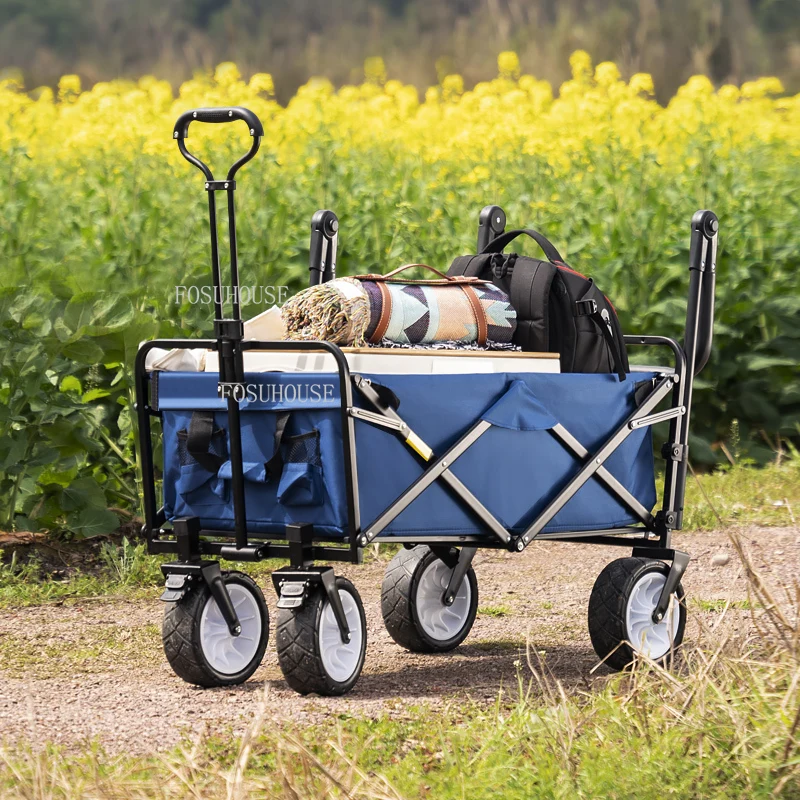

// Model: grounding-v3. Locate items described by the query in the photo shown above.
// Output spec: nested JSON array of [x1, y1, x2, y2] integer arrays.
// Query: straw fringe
[[281, 278, 371, 346]]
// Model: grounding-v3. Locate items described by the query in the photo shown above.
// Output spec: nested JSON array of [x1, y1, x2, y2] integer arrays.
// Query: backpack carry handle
[[173, 107, 263, 182], [480, 228, 564, 264]]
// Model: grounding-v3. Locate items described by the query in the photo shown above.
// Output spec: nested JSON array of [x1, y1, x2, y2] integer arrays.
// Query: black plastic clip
[[214, 319, 244, 339], [574, 298, 598, 316], [204, 180, 236, 191], [661, 442, 688, 463]]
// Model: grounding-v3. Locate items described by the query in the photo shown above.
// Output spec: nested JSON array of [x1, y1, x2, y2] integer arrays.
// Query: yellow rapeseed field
[[2, 51, 797, 172]]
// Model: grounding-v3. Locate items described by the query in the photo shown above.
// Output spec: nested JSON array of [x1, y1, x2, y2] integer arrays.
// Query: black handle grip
[[173, 107, 264, 140], [480, 228, 564, 264]]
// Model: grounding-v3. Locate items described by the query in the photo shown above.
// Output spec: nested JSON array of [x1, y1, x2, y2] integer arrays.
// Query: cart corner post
[[657, 209, 718, 541]]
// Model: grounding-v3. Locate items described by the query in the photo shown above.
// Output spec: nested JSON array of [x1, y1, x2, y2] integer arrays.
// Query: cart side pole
[[659, 210, 718, 539]]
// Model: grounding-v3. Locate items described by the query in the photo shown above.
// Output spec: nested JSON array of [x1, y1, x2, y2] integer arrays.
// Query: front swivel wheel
[[162, 570, 269, 687], [276, 577, 367, 696]]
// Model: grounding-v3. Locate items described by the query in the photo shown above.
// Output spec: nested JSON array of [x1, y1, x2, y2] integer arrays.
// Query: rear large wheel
[[381, 546, 478, 653], [162, 571, 269, 687], [588, 557, 686, 671]]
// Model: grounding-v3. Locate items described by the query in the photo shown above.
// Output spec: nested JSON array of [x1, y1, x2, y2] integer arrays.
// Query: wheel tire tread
[[588, 557, 685, 671], [276, 577, 365, 696], [162, 571, 268, 688], [381, 546, 478, 653]]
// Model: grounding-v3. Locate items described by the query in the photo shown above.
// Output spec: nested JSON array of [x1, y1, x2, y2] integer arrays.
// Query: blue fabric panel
[[156, 369, 657, 541], [159, 373, 348, 537], [155, 372, 341, 411], [355, 373, 657, 536], [480, 379, 558, 431]]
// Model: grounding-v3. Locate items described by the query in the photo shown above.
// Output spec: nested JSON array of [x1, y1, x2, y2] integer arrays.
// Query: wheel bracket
[[272, 566, 351, 644], [438, 546, 477, 606], [651, 549, 690, 623], [160, 560, 242, 636]]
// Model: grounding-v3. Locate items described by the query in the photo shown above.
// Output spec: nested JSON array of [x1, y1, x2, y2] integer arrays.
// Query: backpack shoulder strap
[[508, 256, 558, 352]]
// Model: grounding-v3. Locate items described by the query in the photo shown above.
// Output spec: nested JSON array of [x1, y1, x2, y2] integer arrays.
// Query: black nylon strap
[[448, 253, 493, 278], [480, 228, 564, 264], [589, 309, 627, 381], [187, 411, 225, 472], [264, 411, 292, 480]]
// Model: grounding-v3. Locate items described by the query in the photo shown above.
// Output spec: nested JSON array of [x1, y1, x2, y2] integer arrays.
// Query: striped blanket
[[281, 274, 517, 347]]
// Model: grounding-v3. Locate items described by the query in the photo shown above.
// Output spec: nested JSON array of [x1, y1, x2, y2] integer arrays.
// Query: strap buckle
[[574, 298, 598, 316], [490, 253, 515, 281]]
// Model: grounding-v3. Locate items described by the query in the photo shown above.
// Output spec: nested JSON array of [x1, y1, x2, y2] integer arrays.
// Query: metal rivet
[[359, 536, 368, 546], [224, 182, 229, 189], [496, 216, 501, 224], [441, 461, 448, 468], [173, 131, 178, 138], [205, 182, 209, 189], [249, 128, 254, 135], [516, 540, 525, 551], [192, 111, 197, 117], [596, 457, 601, 464], [228, 110, 233, 117]]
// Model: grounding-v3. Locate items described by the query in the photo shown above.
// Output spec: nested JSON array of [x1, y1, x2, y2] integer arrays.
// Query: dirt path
[[1, 526, 797, 754]]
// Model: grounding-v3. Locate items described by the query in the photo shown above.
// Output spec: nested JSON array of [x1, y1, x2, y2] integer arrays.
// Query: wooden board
[[341, 347, 560, 359]]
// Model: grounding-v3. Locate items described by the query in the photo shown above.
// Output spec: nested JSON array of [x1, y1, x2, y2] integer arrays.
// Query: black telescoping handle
[[173, 107, 264, 139], [174, 107, 264, 182]]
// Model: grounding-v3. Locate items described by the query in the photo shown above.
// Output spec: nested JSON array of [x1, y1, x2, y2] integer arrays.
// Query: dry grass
[[2, 526, 800, 798]]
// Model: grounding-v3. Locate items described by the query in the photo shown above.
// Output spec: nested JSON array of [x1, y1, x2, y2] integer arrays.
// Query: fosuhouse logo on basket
[[218, 381, 336, 403], [175, 285, 289, 306]]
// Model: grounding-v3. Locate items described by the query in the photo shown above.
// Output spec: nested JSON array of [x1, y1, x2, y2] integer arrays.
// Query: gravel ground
[[0, 525, 797, 754]]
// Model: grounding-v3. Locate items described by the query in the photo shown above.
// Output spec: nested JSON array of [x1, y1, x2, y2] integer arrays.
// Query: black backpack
[[448, 229, 629, 380]]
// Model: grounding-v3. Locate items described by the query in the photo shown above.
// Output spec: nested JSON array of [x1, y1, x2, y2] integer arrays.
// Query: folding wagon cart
[[135, 108, 718, 695]]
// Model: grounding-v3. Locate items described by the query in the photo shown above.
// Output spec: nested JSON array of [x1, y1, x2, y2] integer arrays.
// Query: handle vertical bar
[[207, 191, 224, 321], [226, 188, 242, 321]]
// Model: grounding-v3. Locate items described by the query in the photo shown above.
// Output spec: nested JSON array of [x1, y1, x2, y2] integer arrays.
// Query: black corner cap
[[173, 107, 264, 139], [691, 210, 719, 238]]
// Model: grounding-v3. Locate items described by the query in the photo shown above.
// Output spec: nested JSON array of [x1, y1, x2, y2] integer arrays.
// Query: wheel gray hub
[[415, 559, 471, 641], [625, 572, 680, 660], [199, 584, 262, 675]]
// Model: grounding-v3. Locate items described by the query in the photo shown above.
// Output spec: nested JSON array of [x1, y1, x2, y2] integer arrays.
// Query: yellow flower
[[441, 74, 464, 102], [214, 63, 241, 87], [58, 75, 81, 103], [498, 51, 521, 80], [569, 50, 592, 82], [629, 73, 654, 96], [249, 73, 275, 98], [595, 62, 620, 87]]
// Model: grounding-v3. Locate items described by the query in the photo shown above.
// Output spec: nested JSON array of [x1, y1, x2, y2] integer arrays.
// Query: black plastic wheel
[[588, 557, 686, 671], [276, 577, 367, 696], [162, 570, 269, 687], [381, 545, 478, 653]]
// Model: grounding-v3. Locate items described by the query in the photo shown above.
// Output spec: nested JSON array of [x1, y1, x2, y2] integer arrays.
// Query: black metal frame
[[135, 108, 718, 637]]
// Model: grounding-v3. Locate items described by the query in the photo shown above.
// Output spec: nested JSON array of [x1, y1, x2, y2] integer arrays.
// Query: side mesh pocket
[[176, 419, 228, 503], [277, 430, 324, 506]]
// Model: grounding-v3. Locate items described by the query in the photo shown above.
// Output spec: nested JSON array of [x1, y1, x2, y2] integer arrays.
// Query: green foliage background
[[0, 90, 798, 538]]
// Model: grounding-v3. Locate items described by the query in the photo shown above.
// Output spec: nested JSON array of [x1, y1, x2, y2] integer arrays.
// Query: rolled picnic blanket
[[281, 264, 517, 347]]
